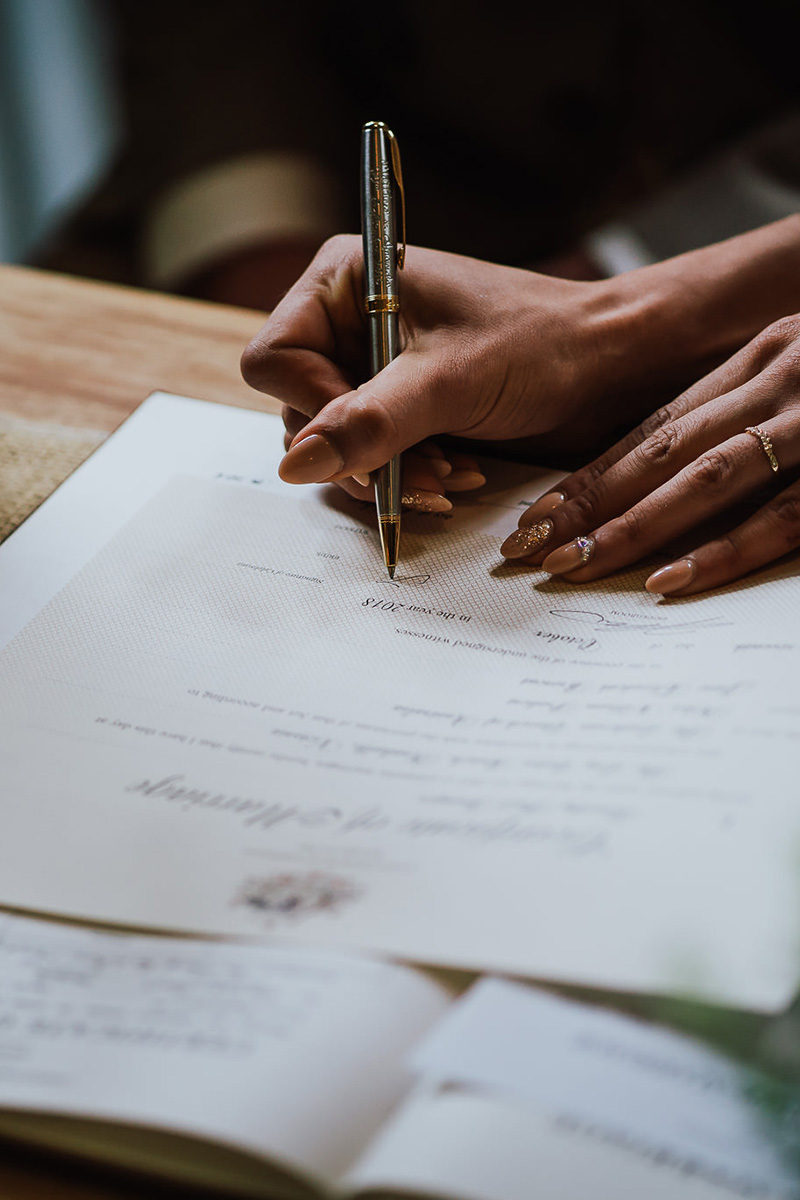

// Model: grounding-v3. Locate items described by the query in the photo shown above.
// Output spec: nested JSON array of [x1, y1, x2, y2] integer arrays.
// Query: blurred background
[[3, 0, 800, 312]]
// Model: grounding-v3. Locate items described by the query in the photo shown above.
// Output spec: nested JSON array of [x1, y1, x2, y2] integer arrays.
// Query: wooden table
[[0, 263, 277, 430], [0, 264, 278, 1199]]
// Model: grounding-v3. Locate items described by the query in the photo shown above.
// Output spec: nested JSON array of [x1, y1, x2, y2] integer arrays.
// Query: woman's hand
[[242, 235, 624, 510], [500, 315, 800, 596], [241, 218, 800, 515]]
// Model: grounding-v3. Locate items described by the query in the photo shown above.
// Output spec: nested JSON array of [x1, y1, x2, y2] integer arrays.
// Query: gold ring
[[745, 425, 780, 474]]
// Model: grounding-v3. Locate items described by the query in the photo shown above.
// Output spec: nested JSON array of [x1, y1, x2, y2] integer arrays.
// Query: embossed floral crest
[[234, 871, 362, 922]]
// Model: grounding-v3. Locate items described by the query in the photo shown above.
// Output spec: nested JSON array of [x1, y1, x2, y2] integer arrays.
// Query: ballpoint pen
[[360, 120, 406, 579]]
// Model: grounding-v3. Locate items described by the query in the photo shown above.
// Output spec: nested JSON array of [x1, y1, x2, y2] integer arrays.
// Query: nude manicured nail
[[428, 458, 453, 479], [351, 472, 371, 487], [542, 535, 595, 574], [645, 558, 696, 595], [444, 469, 486, 491], [402, 490, 453, 513], [521, 491, 567, 524], [500, 519, 554, 558], [279, 433, 344, 484]]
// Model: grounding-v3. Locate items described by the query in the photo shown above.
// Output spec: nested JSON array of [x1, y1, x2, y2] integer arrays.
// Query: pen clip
[[386, 128, 406, 270]]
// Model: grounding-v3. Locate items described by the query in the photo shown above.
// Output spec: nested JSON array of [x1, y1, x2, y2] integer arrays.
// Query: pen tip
[[379, 519, 400, 581]]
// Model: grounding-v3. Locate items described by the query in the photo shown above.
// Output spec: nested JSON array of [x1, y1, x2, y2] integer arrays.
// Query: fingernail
[[542, 535, 595, 574], [279, 433, 344, 484], [500, 519, 554, 558], [429, 458, 453, 479], [402, 490, 453, 513], [521, 491, 567, 525], [645, 558, 696, 595], [351, 472, 371, 487], [444, 469, 486, 491]]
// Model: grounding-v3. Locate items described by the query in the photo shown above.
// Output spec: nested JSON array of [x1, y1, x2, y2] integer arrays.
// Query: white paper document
[[1, 392, 800, 1010], [6, 914, 793, 1200], [348, 978, 800, 1200], [0, 912, 447, 1193], [410, 977, 800, 1199]]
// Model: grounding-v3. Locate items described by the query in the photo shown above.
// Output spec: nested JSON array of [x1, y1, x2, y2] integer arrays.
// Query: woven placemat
[[0, 413, 106, 543]]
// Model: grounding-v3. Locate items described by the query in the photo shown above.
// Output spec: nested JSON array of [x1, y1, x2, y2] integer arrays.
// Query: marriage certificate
[[1, 393, 799, 1011]]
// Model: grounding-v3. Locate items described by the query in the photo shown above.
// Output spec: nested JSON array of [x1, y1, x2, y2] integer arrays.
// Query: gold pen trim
[[365, 295, 400, 314]]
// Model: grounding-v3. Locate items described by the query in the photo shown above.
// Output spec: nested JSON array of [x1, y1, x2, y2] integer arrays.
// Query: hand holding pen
[[248, 213, 800, 600]]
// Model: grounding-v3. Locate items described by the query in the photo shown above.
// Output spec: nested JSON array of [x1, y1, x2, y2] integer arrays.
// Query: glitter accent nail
[[500, 519, 554, 558], [401, 490, 453, 513]]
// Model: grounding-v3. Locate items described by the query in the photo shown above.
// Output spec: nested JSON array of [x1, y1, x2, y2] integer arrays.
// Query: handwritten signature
[[549, 608, 732, 633], [386, 574, 432, 588]]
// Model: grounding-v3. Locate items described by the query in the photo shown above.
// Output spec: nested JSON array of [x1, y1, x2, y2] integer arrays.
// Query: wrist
[[590, 214, 800, 397]]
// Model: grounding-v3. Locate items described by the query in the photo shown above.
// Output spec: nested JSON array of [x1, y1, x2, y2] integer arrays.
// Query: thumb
[[278, 351, 459, 484]]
